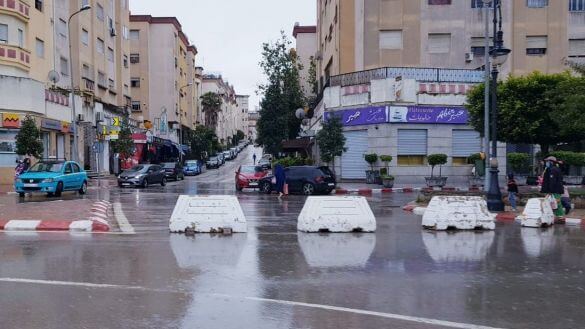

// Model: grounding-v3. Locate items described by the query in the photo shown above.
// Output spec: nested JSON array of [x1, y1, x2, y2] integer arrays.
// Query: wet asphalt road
[[1, 146, 585, 329]]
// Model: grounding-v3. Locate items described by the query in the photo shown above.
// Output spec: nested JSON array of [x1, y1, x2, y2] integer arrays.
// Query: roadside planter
[[425, 154, 448, 188], [364, 153, 381, 184], [379, 155, 394, 188]]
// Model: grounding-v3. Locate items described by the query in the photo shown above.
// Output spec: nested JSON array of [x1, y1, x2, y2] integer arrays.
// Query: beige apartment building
[[316, 0, 585, 85], [129, 15, 199, 147], [293, 24, 318, 99], [201, 73, 239, 145]]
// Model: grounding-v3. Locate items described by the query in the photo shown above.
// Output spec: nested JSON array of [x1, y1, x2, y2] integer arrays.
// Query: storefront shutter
[[398, 129, 427, 155], [340, 130, 368, 179], [452, 129, 481, 157]]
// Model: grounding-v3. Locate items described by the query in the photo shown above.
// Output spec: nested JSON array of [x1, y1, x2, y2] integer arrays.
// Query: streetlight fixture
[[68, 4, 91, 163], [486, 0, 510, 212], [178, 82, 193, 163]]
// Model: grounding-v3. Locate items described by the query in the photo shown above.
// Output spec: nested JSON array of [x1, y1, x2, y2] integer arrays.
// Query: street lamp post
[[486, 0, 511, 212], [178, 82, 193, 163], [68, 5, 91, 163]]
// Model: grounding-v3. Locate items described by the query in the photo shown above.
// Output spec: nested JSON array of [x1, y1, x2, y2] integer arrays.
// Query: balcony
[[81, 77, 95, 93], [0, 0, 30, 22], [0, 44, 30, 71]]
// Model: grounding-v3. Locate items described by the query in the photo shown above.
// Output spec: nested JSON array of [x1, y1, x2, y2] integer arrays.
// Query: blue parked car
[[14, 160, 88, 198], [183, 160, 202, 176]]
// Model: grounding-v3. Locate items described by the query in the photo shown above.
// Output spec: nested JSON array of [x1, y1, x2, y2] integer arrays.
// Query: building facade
[[248, 111, 259, 143], [316, 0, 585, 86], [128, 15, 199, 150], [236, 94, 249, 140], [293, 24, 318, 99], [201, 73, 239, 145]]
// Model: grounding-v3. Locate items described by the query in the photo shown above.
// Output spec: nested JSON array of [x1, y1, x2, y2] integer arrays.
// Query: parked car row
[[117, 160, 205, 189], [206, 142, 250, 170]]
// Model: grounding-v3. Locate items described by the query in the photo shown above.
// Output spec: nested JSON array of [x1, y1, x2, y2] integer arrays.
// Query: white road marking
[[0, 277, 504, 329], [113, 202, 136, 234]]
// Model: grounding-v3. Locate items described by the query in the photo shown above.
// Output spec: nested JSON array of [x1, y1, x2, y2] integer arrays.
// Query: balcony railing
[[329, 67, 485, 87], [0, 0, 30, 22], [82, 77, 95, 92], [0, 44, 30, 71]]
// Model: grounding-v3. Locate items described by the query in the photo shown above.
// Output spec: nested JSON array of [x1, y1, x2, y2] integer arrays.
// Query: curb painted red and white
[[0, 200, 112, 233], [334, 187, 422, 195]]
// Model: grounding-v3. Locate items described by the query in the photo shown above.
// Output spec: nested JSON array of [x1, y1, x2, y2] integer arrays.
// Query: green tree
[[201, 92, 222, 131], [316, 116, 346, 172], [189, 125, 216, 160], [257, 31, 305, 155], [110, 117, 135, 159], [15, 115, 43, 159], [427, 154, 448, 177], [466, 72, 570, 154], [550, 76, 585, 147]]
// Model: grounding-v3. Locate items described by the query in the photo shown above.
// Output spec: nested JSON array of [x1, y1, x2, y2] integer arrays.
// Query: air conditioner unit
[[110, 27, 117, 37], [77, 114, 85, 122], [95, 112, 104, 122], [465, 52, 474, 62]]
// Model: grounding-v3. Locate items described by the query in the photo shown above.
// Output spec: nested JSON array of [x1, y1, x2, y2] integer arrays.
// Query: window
[[130, 53, 139, 63], [60, 57, 69, 76], [98, 71, 106, 88], [96, 3, 104, 21], [428, 33, 451, 54], [81, 29, 89, 45], [130, 78, 140, 88], [131, 101, 141, 112], [96, 38, 104, 54], [471, 0, 493, 8], [452, 130, 481, 166], [0, 24, 7, 44], [18, 29, 23, 48], [569, 39, 585, 57], [397, 129, 427, 166], [82, 0, 89, 6], [36, 38, 45, 58], [35, 0, 43, 11], [124, 84, 129, 95], [123, 54, 128, 68], [72, 163, 80, 173], [526, 36, 547, 55], [108, 78, 115, 89], [107, 47, 114, 62], [129, 29, 139, 40], [122, 26, 129, 40], [0, 130, 17, 153], [470, 37, 493, 56], [64, 164, 73, 174], [58, 19, 67, 38], [82, 64, 90, 78], [379, 30, 402, 50], [428, 0, 451, 4], [527, 0, 548, 8], [570, 0, 585, 11]]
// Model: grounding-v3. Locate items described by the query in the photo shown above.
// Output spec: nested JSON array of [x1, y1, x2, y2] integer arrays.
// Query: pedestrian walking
[[507, 173, 519, 212], [561, 186, 572, 215], [253, 153, 257, 165], [274, 163, 286, 198], [540, 156, 565, 218]]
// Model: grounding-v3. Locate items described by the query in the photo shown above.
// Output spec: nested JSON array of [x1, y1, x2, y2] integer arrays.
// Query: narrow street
[[0, 145, 583, 329]]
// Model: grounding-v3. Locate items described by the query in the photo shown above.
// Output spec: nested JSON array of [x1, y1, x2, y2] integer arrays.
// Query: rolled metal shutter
[[452, 129, 481, 157], [341, 130, 368, 179], [398, 129, 427, 155]]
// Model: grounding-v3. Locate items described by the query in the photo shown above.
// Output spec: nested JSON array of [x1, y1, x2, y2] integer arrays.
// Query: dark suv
[[162, 162, 184, 181], [259, 166, 336, 195]]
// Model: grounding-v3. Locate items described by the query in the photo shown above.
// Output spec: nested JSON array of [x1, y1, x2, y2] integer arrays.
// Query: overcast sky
[[130, 0, 316, 111]]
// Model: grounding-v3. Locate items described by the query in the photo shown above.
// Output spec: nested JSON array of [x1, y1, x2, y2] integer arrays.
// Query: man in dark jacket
[[541, 156, 565, 217]]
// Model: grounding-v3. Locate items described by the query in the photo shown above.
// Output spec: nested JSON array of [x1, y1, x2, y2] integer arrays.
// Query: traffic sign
[[92, 142, 104, 154], [113, 117, 121, 126]]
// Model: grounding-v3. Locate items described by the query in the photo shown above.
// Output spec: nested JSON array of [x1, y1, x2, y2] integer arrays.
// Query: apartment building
[[236, 94, 249, 140], [201, 73, 238, 145], [293, 23, 318, 99], [248, 111, 259, 142], [129, 15, 199, 150], [316, 0, 585, 85]]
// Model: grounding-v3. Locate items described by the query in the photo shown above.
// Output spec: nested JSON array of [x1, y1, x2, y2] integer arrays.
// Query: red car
[[235, 165, 268, 191]]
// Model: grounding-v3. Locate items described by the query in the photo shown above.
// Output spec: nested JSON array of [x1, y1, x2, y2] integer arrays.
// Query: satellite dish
[[295, 108, 305, 120], [48, 70, 60, 84]]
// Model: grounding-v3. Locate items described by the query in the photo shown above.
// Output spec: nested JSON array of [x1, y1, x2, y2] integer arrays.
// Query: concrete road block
[[422, 196, 495, 231], [518, 198, 554, 228], [297, 196, 376, 233], [169, 195, 247, 233], [4, 220, 41, 231]]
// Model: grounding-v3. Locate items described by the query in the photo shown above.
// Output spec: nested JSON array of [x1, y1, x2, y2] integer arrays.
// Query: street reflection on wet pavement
[[1, 150, 585, 328]]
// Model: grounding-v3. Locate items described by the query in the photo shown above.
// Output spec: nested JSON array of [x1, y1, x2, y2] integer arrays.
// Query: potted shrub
[[507, 152, 530, 185], [364, 153, 380, 184], [379, 155, 394, 188], [425, 154, 448, 188], [467, 153, 485, 187]]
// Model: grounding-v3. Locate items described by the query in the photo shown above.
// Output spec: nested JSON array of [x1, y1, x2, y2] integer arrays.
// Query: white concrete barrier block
[[4, 220, 41, 231], [422, 196, 495, 231], [518, 198, 554, 228], [413, 207, 427, 216], [69, 220, 94, 232], [297, 196, 376, 233], [169, 195, 247, 233]]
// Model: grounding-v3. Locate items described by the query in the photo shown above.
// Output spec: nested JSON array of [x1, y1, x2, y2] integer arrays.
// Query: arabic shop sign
[[324, 106, 388, 127], [389, 106, 468, 124]]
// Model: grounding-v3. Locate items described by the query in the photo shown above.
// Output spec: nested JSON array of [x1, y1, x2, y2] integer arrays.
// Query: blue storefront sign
[[325, 105, 470, 126], [324, 106, 388, 127], [41, 119, 62, 131]]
